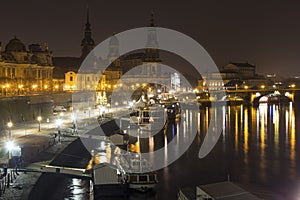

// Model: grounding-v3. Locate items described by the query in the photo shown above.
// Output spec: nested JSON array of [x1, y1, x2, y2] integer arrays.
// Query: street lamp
[[6, 140, 15, 164], [55, 118, 63, 143], [115, 102, 119, 112], [88, 107, 91, 118], [71, 113, 77, 133], [55, 118, 63, 129], [290, 84, 296, 88], [6, 141, 15, 152], [37, 116, 42, 132], [7, 121, 13, 139]]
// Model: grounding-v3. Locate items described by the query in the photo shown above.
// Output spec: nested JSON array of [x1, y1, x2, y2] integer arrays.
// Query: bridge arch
[[252, 91, 293, 106]]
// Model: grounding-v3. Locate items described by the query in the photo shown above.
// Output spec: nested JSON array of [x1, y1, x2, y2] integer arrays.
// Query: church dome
[[5, 37, 26, 52]]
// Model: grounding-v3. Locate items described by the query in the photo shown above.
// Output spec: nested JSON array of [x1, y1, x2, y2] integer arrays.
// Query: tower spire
[[85, 6, 91, 31], [81, 6, 95, 59], [86, 6, 90, 25], [150, 10, 155, 27], [145, 11, 160, 63]]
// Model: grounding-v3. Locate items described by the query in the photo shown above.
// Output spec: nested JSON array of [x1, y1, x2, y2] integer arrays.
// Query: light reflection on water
[[64, 178, 92, 200], [157, 102, 299, 199], [62, 102, 299, 199]]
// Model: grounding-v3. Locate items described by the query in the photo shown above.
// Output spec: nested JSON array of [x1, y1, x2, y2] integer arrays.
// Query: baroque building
[[61, 10, 171, 107], [55, 9, 122, 95], [0, 37, 54, 95], [117, 12, 170, 92], [202, 62, 268, 91]]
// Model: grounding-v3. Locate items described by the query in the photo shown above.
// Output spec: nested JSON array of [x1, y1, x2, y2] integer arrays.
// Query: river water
[[30, 96, 300, 200]]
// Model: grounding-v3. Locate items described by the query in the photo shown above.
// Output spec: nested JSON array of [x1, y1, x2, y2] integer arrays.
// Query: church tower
[[81, 8, 95, 59], [108, 33, 120, 66], [145, 11, 160, 62], [143, 11, 161, 76]]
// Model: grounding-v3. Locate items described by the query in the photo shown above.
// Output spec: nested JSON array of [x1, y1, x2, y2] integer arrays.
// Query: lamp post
[[55, 118, 63, 143], [71, 113, 77, 133], [37, 116, 42, 132], [6, 141, 15, 165], [7, 121, 13, 139], [88, 107, 91, 118], [115, 102, 119, 113], [6, 121, 13, 166]]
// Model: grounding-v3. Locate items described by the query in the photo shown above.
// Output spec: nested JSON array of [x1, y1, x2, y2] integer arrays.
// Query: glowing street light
[[129, 101, 134, 107], [55, 118, 63, 128], [290, 84, 296, 88], [6, 140, 15, 161], [114, 102, 119, 112], [260, 85, 265, 89], [6, 141, 15, 152], [37, 116, 42, 132]]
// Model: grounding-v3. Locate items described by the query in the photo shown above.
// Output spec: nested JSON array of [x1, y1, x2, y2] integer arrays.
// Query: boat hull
[[129, 182, 157, 192]]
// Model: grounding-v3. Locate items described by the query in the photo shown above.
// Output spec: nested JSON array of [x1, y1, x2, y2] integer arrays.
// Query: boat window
[[149, 175, 155, 181], [139, 175, 148, 182], [130, 175, 138, 182], [132, 161, 139, 166]]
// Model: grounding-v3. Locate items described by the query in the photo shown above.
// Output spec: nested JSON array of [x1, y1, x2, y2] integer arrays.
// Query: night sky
[[1, 0, 300, 77]]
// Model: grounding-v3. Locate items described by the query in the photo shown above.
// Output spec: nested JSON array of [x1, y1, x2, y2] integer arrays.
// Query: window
[[70, 76, 73, 82]]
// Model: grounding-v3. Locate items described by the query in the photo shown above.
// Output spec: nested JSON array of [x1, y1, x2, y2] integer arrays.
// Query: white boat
[[127, 172, 158, 192], [125, 157, 158, 192], [130, 105, 166, 132]]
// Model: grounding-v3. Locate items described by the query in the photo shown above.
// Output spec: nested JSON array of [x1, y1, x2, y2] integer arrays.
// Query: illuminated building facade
[[61, 11, 170, 104], [202, 62, 268, 91], [0, 38, 54, 95]]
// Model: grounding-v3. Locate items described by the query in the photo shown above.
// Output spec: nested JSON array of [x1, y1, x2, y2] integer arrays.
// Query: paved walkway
[[0, 106, 130, 199]]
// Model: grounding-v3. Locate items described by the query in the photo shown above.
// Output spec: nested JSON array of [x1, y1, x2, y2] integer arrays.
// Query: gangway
[[40, 165, 91, 178]]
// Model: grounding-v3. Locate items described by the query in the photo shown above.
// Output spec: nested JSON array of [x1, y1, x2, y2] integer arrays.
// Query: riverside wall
[[0, 93, 72, 131]]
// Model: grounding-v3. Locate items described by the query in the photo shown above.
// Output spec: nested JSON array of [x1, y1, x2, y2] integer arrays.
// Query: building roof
[[52, 57, 82, 78], [5, 37, 26, 52], [230, 62, 256, 68], [198, 181, 260, 200], [179, 187, 196, 199], [121, 52, 146, 60]]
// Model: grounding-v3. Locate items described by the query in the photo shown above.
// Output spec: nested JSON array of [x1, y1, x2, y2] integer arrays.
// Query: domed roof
[[5, 37, 26, 52], [109, 34, 119, 46]]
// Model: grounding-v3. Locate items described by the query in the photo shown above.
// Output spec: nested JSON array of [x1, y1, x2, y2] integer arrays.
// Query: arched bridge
[[212, 88, 300, 105]]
